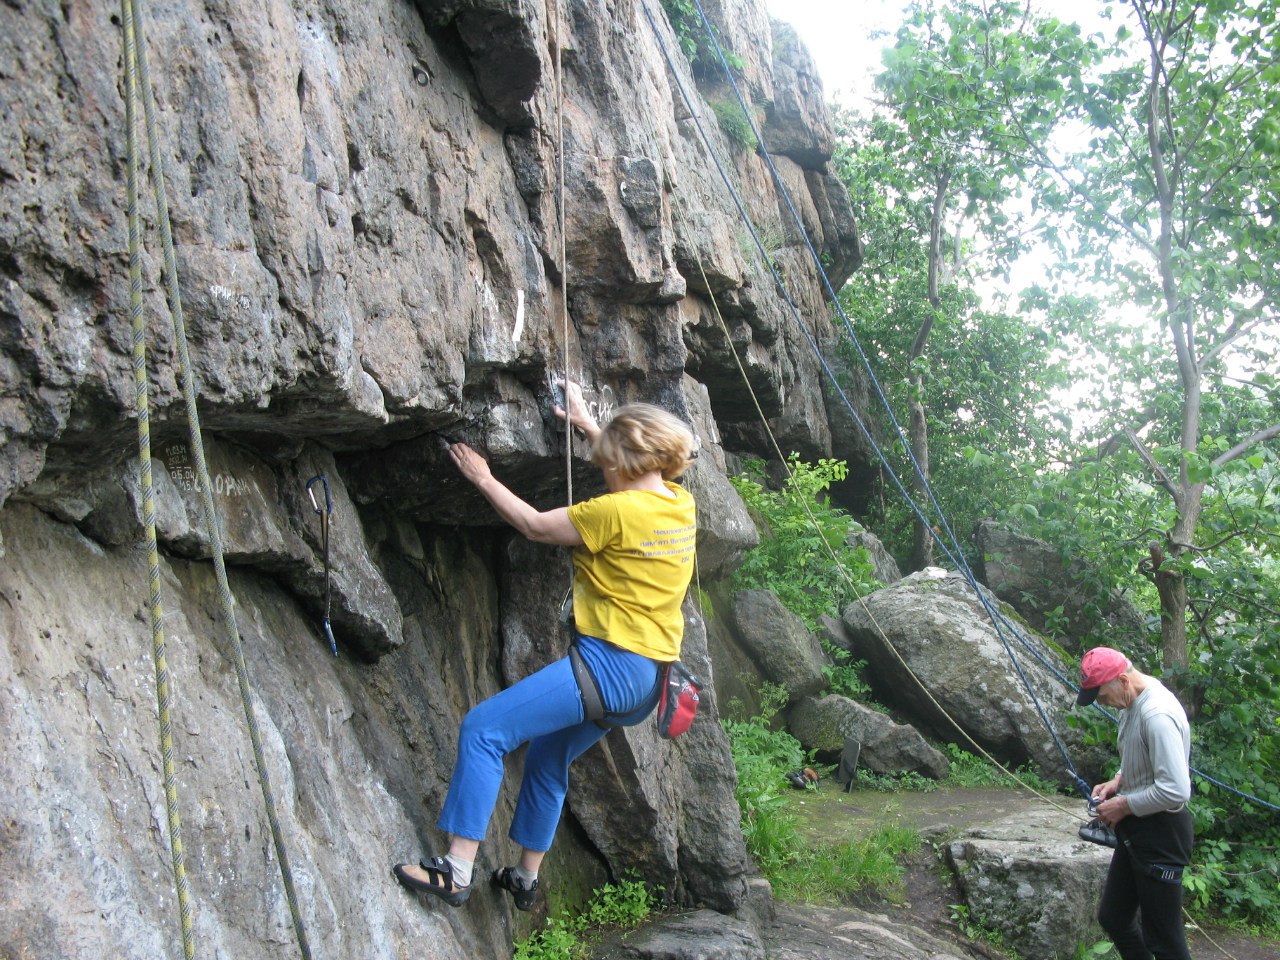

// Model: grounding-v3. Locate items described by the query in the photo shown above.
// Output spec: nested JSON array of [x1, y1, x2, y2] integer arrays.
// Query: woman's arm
[[448, 442, 584, 547]]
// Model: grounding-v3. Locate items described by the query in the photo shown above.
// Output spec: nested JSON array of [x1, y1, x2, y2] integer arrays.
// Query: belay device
[[1078, 797, 1117, 848]]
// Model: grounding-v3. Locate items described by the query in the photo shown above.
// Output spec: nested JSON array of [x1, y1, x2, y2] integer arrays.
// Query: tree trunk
[[905, 172, 950, 573], [1148, 487, 1203, 713], [908, 383, 933, 571]]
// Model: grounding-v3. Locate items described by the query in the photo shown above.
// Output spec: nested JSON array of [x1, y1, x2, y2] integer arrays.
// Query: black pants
[[1098, 810, 1194, 960]]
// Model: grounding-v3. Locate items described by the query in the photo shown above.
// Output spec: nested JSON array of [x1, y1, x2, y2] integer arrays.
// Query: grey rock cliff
[[1, 0, 866, 957]]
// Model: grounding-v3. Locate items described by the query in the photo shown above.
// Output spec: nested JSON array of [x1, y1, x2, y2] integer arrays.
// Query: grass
[[513, 876, 656, 960], [722, 684, 924, 905], [845, 745, 1065, 795], [771, 824, 921, 905], [710, 98, 758, 152]]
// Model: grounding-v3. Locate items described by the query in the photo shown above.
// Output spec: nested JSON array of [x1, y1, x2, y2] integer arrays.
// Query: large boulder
[[946, 806, 1112, 960], [589, 902, 974, 960], [974, 520, 1146, 654], [731, 589, 827, 703], [842, 569, 1106, 787], [788, 695, 949, 779]]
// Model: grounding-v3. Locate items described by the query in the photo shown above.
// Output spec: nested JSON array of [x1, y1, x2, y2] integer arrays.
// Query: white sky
[[764, 1, 1119, 111], [763, 0, 908, 109]]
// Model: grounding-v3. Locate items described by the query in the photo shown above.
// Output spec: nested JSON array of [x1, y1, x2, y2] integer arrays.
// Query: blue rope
[[651, 0, 1280, 813], [641, 0, 1090, 797]]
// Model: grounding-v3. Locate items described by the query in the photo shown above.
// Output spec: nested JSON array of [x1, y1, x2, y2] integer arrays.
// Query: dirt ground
[[782, 782, 1278, 960]]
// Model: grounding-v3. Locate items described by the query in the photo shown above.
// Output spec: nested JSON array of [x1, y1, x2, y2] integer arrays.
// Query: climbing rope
[[549, 0, 575, 506], [122, 5, 195, 955], [121, 1, 312, 956], [666, 178, 1080, 818], [649, 0, 1279, 821]]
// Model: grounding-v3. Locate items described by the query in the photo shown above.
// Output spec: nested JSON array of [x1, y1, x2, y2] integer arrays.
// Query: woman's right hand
[[554, 380, 599, 435]]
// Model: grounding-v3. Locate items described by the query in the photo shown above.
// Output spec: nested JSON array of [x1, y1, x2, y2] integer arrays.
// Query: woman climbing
[[392, 381, 698, 910]]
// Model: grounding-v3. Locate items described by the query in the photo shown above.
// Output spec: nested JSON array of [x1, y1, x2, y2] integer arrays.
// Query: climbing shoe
[[785, 767, 820, 789], [491, 866, 539, 911], [1078, 817, 1117, 849], [392, 857, 472, 906]]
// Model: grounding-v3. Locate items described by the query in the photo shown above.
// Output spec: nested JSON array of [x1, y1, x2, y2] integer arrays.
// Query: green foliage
[[514, 918, 582, 960], [709, 98, 757, 152], [1074, 942, 1119, 960], [940, 745, 1062, 793], [830, 0, 1094, 564], [658, 0, 745, 75], [771, 825, 921, 904], [513, 876, 657, 960], [729, 456, 882, 628], [575, 876, 654, 929], [950, 903, 1021, 956], [854, 768, 939, 793], [722, 683, 806, 874], [821, 647, 871, 701]]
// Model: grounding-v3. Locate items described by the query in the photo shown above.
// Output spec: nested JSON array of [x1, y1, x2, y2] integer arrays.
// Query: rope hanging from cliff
[[670, 0, 1278, 819], [122, 7, 195, 956], [120, 2, 313, 956], [550, 0, 575, 506]]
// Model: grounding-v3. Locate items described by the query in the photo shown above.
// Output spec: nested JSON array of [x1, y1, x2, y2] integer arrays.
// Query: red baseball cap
[[1076, 646, 1131, 706]]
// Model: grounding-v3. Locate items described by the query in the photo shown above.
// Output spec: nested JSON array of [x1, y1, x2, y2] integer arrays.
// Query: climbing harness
[[120, 1, 312, 956], [306, 475, 338, 656]]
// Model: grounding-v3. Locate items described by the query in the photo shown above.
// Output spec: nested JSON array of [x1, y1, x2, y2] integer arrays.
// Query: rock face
[[974, 520, 1146, 654], [788, 694, 950, 779], [730, 589, 828, 702], [842, 569, 1108, 787], [589, 902, 973, 960], [947, 806, 1112, 960], [0, 0, 867, 957]]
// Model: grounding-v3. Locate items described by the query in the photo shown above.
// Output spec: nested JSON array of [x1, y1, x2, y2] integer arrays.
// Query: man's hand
[[1091, 774, 1121, 805], [1095, 793, 1131, 827]]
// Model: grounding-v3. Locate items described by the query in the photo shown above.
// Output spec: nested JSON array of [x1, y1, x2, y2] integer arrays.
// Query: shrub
[[513, 876, 657, 960], [709, 98, 758, 152], [730, 456, 882, 629]]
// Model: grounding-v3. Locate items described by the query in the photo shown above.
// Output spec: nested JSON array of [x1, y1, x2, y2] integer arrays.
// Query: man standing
[[1076, 646, 1194, 960]]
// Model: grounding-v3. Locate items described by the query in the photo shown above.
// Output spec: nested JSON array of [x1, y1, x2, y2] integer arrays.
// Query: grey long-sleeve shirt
[[1117, 678, 1192, 817]]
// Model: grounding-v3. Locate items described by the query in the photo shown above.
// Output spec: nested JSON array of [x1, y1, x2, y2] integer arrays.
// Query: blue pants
[[437, 635, 661, 852]]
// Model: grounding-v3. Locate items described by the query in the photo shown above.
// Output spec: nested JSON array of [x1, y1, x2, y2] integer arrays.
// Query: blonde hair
[[592, 403, 695, 482]]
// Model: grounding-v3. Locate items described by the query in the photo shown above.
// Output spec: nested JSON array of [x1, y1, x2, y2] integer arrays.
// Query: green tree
[[1031, 0, 1280, 686], [836, 0, 1091, 567]]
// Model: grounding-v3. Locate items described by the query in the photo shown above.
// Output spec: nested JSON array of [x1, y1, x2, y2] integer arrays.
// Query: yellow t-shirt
[[567, 482, 696, 662]]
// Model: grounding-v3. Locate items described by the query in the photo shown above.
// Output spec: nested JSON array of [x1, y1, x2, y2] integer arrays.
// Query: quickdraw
[[306, 475, 337, 657]]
